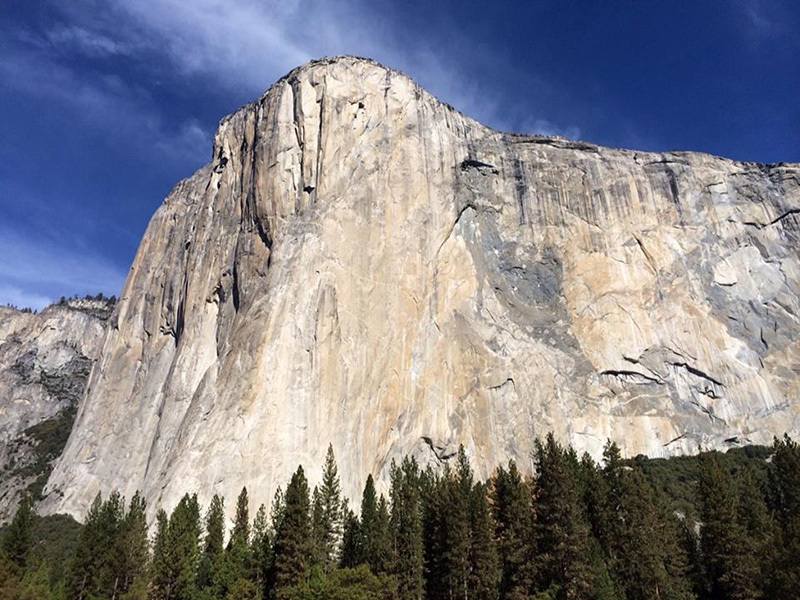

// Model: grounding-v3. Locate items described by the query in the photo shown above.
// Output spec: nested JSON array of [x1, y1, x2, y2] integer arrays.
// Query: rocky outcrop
[[0, 299, 111, 521], [42, 56, 800, 521]]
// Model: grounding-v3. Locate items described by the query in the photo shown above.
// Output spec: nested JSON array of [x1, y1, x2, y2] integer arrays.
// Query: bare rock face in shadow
[[40, 56, 800, 521]]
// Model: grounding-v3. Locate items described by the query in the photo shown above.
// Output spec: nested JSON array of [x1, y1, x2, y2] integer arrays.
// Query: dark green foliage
[[2, 494, 34, 568], [316, 445, 343, 572], [250, 503, 269, 591], [422, 446, 484, 600], [310, 486, 323, 568], [533, 434, 594, 600], [469, 480, 501, 599], [198, 494, 225, 597], [66, 491, 122, 598], [601, 441, 692, 600], [64, 490, 149, 599], [351, 473, 391, 574], [491, 460, 533, 600], [698, 452, 765, 600], [5, 435, 797, 600], [150, 493, 201, 600], [150, 509, 170, 597], [353, 475, 373, 569], [283, 564, 397, 600], [389, 457, 424, 600], [765, 435, 800, 599], [221, 487, 252, 594], [272, 466, 314, 597], [29, 513, 83, 585], [629, 445, 771, 521], [119, 492, 150, 595], [263, 485, 286, 598], [338, 505, 359, 570]]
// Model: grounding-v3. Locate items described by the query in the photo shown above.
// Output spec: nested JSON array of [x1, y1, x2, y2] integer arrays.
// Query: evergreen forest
[[2, 434, 799, 600]]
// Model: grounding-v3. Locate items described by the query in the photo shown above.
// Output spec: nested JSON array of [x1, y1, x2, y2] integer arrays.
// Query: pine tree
[[734, 466, 771, 599], [423, 447, 474, 600], [272, 466, 313, 597], [583, 450, 612, 556], [310, 485, 324, 568], [451, 447, 474, 600], [374, 495, 393, 575], [263, 485, 286, 599], [765, 435, 800, 599], [197, 494, 225, 597], [100, 491, 126, 597], [67, 493, 103, 599], [390, 457, 424, 600], [250, 503, 269, 591], [318, 444, 344, 572], [356, 474, 379, 569], [339, 505, 360, 569], [150, 494, 201, 600], [2, 494, 35, 569], [421, 466, 448, 600], [533, 434, 593, 600], [697, 451, 760, 600], [118, 491, 150, 596], [491, 460, 533, 600], [602, 443, 691, 600], [353, 473, 392, 575], [470, 481, 500, 600], [150, 509, 171, 599], [67, 491, 124, 599], [222, 487, 252, 593]]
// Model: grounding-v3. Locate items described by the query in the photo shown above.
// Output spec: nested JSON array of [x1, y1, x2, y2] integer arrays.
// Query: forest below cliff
[[1, 434, 798, 600]]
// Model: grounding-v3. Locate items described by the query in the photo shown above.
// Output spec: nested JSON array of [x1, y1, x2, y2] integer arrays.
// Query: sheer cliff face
[[43, 56, 800, 519], [0, 301, 109, 521]]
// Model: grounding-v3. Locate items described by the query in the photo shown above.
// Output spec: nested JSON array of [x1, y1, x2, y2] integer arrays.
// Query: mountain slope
[[0, 299, 111, 521], [42, 56, 800, 519]]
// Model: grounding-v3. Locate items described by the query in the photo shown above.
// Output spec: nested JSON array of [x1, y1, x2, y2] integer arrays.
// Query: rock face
[[0, 299, 110, 521], [43, 56, 800, 520]]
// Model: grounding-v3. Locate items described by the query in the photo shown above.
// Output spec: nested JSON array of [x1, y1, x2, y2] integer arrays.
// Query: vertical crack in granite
[[39, 56, 800, 522]]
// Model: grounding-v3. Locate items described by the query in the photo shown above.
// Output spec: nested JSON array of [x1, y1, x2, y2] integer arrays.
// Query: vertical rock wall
[[42, 56, 800, 520]]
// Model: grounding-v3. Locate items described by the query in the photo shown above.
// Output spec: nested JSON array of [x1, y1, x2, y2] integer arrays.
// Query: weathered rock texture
[[0, 299, 111, 521], [43, 56, 800, 520]]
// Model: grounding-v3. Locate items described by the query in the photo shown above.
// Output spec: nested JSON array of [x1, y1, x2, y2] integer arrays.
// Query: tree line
[[2, 435, 799, 600]]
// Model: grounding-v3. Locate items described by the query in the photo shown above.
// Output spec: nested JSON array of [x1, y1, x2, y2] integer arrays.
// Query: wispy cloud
[[50, 0, 575, 136], [45, 24, 140, 58], [0, 286, 54, 312], [734, 0, 797, 46], [0, 0, 580, 308], [517, 118, 582, 141], [0, 35, 210, 169], [0, 225, 126, 310]]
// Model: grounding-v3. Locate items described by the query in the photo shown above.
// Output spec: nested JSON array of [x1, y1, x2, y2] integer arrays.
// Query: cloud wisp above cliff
[[0, 0, 797, 308]]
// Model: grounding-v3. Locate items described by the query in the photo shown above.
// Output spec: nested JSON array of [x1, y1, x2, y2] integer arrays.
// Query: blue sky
[[1, 1, 798, 309]]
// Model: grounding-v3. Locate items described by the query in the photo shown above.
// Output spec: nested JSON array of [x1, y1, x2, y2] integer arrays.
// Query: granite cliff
[[42, 56, 800, 520], [0, 299, 111, 521]]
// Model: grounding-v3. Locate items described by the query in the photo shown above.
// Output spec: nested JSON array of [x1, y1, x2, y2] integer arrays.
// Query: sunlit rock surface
[[43, 56, 800, 520]]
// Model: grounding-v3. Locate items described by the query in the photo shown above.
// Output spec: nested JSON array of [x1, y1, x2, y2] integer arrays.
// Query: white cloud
[[735, 0, 797, 46], [52, 0, 573, 135], [0, 285, 54, 312], [741, 0, 776, 36], [517, 118, 582, 141], [0, 43, 210, 168], [46, 24, 139, 58], [0, 226, 126, 309]]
